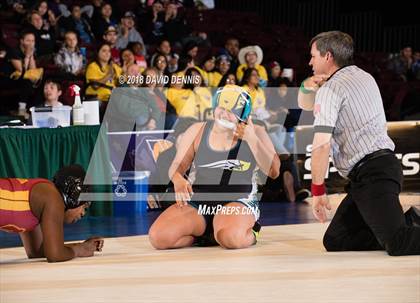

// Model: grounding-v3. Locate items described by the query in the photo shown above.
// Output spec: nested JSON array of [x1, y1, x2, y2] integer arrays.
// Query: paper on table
[[83, 100, 100, 125]]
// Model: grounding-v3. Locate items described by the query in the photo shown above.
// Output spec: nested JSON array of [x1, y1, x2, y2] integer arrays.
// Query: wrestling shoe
[[252, 221, 261, 244], [405, 206, 420, 227]]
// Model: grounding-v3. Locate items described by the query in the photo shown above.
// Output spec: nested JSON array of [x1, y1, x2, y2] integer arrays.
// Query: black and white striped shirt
[[313, 65, 395, 177]]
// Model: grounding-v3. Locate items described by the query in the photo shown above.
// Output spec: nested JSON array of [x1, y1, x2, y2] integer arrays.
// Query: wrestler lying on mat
[[0, 165, 104, 262], [149, 85, 280, 249]]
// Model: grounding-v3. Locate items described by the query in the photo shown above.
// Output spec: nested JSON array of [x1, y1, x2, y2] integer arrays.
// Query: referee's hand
[[305, 74, 329, 91], [312, 194, 331, 223]]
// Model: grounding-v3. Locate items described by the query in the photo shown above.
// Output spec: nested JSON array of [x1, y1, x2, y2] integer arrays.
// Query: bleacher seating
[[0, 4, 418, 120]]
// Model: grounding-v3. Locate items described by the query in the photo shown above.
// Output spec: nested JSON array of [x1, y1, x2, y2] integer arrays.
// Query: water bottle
[[80, 47, 87, 66]]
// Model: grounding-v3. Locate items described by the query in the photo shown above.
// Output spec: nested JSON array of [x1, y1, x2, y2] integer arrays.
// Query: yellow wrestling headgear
[[212, 85, 252, 122]]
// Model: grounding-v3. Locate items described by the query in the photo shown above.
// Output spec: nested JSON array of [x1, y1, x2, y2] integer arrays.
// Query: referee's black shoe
[[405, 207, 420, 227], [296, 189, 310, 201]]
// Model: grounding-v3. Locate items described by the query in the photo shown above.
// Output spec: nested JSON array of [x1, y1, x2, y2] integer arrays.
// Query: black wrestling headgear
[[53, 164, 87, 210]]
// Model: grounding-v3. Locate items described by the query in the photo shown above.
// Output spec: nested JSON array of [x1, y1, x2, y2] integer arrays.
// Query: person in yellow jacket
[[208, 54, 231, 87], [236, 45, 267, 86], [241, 67, 266, 112], [195, 55, 216, 87], [85, 42, 122, 101], [166, 68, 212, 120]]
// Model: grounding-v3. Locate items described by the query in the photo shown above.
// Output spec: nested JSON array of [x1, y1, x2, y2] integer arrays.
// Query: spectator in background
[[141, 0, 165, 44], [2, 30, 37, 78], [266, 77, 294, 128], [34, 1, 57, 31], [91, 0, 104, 22], [54, 31, 84, 76], [166, 67, 211, 120], [39, 79, 63, 107], [142, 66, 178, 129], [141, 67, 171, 129], [268, 76, 310, 202], [163, 1, 189, 47], [388, 46, 413, 81], [93, 3, 117, 39], [47, 0, 69, 18], [128, 42, 148, 70], [103, 26, 120, 65], [123, 63, 141, 82], [194, 0, 215, 10], [49, 0, 95, 19], [26, 10, 56, 57], [85, 42, 122, 102], [115, 65, 162, 131], [151, 53, 168, 80], [116, 11, 146, 56], [182, 31, 211, 49], [267, 60, 283, 86], [219, 37, 240, 73], [411, 50, 420, 80], [210, 54, 231, 87], [0, 30, 40, 110], [181, 40, 198, 65], [241, 67, 267, 114], [197, 54, 215, 87], [170, 55, 195, 88], [218, 72, 237, 87], [261, 154, 310, 203], [201, 55, 215, 72], [59, 4, 95, 44], [120, 48, 138, 74], [150, 39, 179, 73], [237, 45, 267, 86], [0, 43, 6, 60], [7, 1, 29, 24]]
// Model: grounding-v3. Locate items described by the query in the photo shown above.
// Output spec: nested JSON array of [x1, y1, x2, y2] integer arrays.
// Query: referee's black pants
[[323, 153, 420, 256]]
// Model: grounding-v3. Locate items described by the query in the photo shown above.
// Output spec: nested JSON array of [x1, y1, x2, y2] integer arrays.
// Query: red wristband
[[311, 182, 326, 196]]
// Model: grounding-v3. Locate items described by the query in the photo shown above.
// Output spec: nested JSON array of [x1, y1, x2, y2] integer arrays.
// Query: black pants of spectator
[[323, 152, 420, 256], [0, 77, 36, 113]]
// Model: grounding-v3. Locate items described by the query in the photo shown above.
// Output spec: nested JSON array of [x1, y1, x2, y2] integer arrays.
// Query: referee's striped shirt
[[314, 65, 395, 177]]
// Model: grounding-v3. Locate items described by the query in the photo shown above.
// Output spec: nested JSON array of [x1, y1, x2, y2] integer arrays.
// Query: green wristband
[[299, 80, 313, 94]]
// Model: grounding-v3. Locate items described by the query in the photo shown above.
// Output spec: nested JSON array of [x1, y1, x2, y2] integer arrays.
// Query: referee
[[298, 31, 420, 256]]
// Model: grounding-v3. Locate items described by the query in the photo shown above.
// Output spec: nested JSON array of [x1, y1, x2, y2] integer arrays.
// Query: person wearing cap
[[103, 26, 120, 65], [236, 45, 268, 86], [0, 165, 104, 262], [149, 85, 280, 249], [116, 11, 146, 56], [209, 54, 231, 87]]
